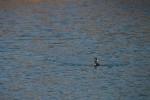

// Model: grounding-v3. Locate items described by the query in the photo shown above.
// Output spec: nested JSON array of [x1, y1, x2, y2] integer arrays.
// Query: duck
[[94, 58, 99, 69]]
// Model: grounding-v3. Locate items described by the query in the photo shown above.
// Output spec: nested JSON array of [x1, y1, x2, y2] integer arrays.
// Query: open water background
[[0, 0, 150, 100]]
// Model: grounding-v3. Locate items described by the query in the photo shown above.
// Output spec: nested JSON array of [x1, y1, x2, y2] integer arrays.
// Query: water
[[0, 0, 150, 100]]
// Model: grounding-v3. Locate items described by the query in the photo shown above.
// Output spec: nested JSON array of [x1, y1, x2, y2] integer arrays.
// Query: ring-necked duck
[[94, 58, 99, 69]]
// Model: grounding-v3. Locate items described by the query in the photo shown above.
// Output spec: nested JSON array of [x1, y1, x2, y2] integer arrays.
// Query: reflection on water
[[0, 0, 150, 100]]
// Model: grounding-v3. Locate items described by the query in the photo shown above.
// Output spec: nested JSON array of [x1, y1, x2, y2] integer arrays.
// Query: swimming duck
[[94, 58, 99, 68]]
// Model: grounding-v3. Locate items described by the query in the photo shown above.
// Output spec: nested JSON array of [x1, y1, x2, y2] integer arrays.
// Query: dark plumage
[[94, 58, 99, 69]]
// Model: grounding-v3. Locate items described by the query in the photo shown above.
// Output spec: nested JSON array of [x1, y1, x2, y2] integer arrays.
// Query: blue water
[[0, 0, 150, 100]]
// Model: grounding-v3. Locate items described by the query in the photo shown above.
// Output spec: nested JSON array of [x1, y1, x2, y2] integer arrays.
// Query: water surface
[[0, 0, 150, 100]]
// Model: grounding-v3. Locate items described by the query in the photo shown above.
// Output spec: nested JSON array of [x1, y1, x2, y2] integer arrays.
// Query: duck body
[[94, 58, 99, 69]]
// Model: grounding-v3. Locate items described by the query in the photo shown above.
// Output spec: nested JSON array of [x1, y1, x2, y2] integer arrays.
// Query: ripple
[[0, 0, 150, 100]]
